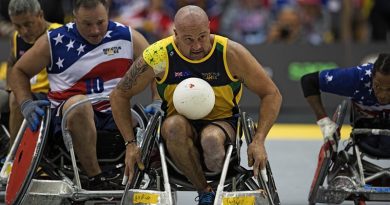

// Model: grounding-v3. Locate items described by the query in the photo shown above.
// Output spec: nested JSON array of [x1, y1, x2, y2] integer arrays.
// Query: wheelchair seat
[[40, 103, 150, 187], [355, 135, 390, 158], [352, 110, 390, 159]]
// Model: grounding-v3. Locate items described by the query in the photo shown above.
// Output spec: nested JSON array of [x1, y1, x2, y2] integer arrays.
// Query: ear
[[38, 10, 44, 18]]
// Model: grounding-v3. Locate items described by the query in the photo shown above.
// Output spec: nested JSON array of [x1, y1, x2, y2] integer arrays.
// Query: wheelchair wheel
[[241, 112, 281, 205], [129, 110, 161, 189], [5, 107, 51, 205]]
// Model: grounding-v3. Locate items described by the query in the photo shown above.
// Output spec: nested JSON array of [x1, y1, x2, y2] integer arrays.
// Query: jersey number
[[86, 77, 104, 94]]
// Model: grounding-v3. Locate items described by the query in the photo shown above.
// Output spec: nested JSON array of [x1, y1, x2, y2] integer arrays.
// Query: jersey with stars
[[46, 21, 134, 111], [319, 63, 390, 112]]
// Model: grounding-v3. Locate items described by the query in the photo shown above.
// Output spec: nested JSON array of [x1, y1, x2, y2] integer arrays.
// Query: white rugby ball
[[173, 77, 215, 120]]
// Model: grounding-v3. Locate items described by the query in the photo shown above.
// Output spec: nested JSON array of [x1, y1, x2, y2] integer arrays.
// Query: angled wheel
[[120, 111, 162, 205], [241, 111, 281, 205], [308, 100, 349, 205], [5, 107, 51, 205]]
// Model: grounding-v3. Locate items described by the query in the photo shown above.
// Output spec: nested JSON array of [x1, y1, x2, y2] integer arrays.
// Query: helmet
[[173, 77, 215, 120]]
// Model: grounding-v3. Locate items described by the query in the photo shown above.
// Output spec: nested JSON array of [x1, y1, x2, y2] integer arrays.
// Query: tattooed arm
[[226, 39, 282, 177], [111, 56, 155, 143], [110, 56, 156, 183]]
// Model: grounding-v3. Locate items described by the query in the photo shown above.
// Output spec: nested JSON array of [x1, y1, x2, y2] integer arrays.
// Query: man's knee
[[63, 95, 94, 118], [63, 95, 94, 130], [201, 133, 225, 172], [161, 115, 191, 142]]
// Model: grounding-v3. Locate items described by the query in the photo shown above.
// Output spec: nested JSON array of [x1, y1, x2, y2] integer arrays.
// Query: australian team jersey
[[319, 63, 390, 118], [47, 21, 134, 111], [12, 22, 61, 93], [143, 35, 242, 120]]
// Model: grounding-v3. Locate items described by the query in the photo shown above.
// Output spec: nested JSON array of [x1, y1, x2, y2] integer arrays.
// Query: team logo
[[103, 46, 122, 56], [202, 72, 220, 80]]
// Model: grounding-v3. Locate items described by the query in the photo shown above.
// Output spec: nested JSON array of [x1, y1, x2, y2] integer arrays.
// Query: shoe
[[196, 191, 215, 205], [87, 172, 122, 190]]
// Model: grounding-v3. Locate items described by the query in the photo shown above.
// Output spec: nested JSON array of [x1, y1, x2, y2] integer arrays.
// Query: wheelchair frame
[[309, 100, 390, 205], [2, 96, 281, 205], [1, 96, 149, 204], [123, 110, 280, 205]]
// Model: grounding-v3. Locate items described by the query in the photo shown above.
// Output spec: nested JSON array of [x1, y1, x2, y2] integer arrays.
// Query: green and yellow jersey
[[11, 22, 61, 93], [143, 35, 242, 120]]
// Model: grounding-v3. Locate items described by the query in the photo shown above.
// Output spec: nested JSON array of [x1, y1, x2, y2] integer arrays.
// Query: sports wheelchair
[[1, 96, 280, 205], [122, 109, 281, 205], [308, 100, 390, 205]]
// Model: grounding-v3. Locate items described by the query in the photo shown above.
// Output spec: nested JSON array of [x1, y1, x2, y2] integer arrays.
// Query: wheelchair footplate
[[217, 190, 269, 205], [314, 184, 390, 204], [121, 189, 176, 205]]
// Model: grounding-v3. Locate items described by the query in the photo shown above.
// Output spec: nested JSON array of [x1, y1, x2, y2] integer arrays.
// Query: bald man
[[110, 5, 282, 205]]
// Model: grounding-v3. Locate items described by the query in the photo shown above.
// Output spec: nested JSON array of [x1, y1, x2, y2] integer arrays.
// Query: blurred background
[[1, 0, 390, 123]]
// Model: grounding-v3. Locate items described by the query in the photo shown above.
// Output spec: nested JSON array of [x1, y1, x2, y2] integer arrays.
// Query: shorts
[[190, 117, 238, 146], [49, 102, 118, 138], [164, 116, 239, 171]]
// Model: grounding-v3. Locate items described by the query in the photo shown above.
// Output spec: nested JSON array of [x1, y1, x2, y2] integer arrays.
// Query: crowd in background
[[0, 0, 389, 45]]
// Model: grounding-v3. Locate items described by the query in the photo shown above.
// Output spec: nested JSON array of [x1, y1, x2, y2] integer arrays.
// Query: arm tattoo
[[118, 58, 149, 90]]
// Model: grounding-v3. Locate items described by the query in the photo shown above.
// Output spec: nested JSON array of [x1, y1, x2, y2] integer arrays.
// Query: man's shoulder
[[146, 36, 173, 52], [143, 36, 173, 72]]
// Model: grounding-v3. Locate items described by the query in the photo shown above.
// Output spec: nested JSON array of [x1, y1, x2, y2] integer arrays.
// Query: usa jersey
[[47, 21, 133, 112], [319, 63, 390, 117]]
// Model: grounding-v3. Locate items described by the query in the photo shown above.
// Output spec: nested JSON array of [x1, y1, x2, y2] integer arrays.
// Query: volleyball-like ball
[[173, 77, 215, 120]]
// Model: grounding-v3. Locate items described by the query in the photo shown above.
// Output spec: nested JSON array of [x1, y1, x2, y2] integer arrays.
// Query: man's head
[[73, 0, 109, 45], [372, 53, 390, 104], [173, 5, 211, 60], [8, 0, 46, 44]]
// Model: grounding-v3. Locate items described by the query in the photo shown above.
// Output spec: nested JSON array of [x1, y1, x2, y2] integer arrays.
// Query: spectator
[[327, 0, 369, 43], [298, 0, 332, 45], [114, 0, 173, 43], [369, 0, 390, 42], [220, 0, 270, 45], [266, 6, 302, 44]]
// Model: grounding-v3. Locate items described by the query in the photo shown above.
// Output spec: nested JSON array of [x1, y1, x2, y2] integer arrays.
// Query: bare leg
[[8, 92, 24, 146], [201, 122, 235, 172], [161, 115, 208, 191], [63, 95, 100, 177]]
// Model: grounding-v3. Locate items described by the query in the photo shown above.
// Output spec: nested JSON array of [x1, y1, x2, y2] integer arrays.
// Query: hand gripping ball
[[173, 77, 215, 120]]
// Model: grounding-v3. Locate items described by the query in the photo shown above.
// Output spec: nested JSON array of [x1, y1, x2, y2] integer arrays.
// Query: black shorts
[[49, 102, 118, 139], [189, 116, 238, 135]]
